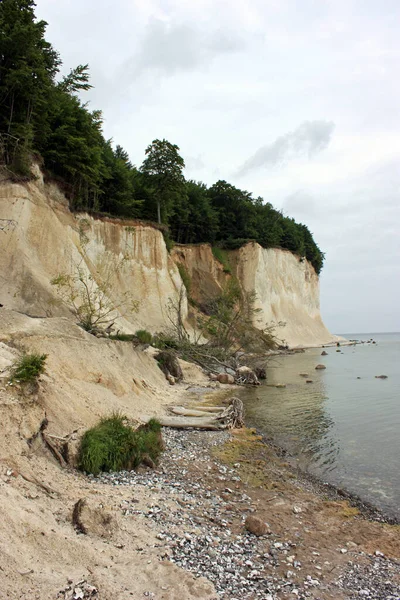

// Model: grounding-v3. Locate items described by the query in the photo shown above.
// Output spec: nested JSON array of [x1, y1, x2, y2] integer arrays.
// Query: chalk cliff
[[0, 172, 186, 333], [0, 174, 335, 347], [172, 243, 336, 348]]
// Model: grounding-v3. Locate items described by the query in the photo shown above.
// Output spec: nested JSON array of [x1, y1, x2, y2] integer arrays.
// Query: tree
[[0, 0, 59, 173], [140, 139, 186, 224]]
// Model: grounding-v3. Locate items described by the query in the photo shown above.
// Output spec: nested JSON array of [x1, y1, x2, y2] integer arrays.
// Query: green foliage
[[9, 352, 47, 384], [0, 1, 324, 274], [177, 263, 191, 293], [162, 230, 175, 252], [108, 333, 136, 342], [140, 139, 186, 225], [51, 257, 139, 332], [78, 414, 163, 475], [212, 246, 232, 274], [153, 332, 180, 350], [135, 329, 153, 344]]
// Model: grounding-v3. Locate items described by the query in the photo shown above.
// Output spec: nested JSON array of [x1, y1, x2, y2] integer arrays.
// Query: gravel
[[90, 428, 400, 600]]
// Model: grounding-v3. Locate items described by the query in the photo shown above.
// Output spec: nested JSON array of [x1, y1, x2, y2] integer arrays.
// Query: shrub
[[212, 246, 232, 274], [153, 332, 179, 350], [109, 333, 136, 342], [9, 353, 47, 384], [78, 414, 163, 475], [162, 230, 175, 252], [177, 263, 191, 294], [135, 329, 153, 344]]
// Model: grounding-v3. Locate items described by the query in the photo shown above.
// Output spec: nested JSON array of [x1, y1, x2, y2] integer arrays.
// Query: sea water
[[239, 333, 400, 519]]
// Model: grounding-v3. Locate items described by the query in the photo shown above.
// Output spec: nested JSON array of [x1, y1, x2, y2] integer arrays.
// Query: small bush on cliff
[[9, 353, 47, 384], [177, 263, 191, 294], [135, 329, 153, 344], [51, 256, 139, 333], [78, 415, 163, 475], [211, 247, 232, 274]]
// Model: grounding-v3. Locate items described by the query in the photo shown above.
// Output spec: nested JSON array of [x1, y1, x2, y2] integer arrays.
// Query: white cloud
[[236, 121, 335, 177]]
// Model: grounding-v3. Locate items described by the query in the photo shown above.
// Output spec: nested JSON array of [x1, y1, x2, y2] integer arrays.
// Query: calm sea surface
[[238, 333, 400, 519]]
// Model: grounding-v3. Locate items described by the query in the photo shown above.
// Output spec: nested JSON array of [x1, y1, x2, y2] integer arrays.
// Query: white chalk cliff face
[[0, 173, 185, 332], [231, 243, 335, 348], [172, 242, 336, 348], [0, 173, 335, 346]]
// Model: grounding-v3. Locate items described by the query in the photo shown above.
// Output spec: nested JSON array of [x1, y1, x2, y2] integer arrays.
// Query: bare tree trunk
[[8, 93, 14, 134], [157, 200, 161, 224]]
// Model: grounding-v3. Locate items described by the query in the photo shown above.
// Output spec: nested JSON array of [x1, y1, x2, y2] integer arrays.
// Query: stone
[[275, 383, 286, 388], [166, 374, 175, 385], [321, 350, 328, 356], [299, 373, 309, 377], [315, 364, 326, 370], [217, 373, 235, 384], [245, 515, 270, 537], [306, 379, 313, 383], [375, 375, 388, 379]]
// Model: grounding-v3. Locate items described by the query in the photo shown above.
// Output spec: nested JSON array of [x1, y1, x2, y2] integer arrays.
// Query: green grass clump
[[135, 329, 153, 344], [78, 415, 163, 475], [9, 353, 47, 384], [109, 333, 136, 342], [212, 246, 232, 274], [177, 263, 191, 293]]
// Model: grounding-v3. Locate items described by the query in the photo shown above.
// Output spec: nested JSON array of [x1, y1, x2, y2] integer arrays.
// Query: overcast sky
[[35, 0, 400, 334]]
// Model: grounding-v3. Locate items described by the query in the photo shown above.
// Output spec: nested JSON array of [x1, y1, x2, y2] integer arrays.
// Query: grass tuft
[[135, 329, 153, 344], [212, 246, 232, 274], [78, 414, 163, 475], [9, 353, 47, 384]]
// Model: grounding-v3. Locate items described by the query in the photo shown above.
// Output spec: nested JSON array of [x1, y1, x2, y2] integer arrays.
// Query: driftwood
[[145, 397, 244, 431]]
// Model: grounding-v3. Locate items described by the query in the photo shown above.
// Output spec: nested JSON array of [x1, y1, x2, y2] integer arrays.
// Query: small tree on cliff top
[[140, 139, 185, 224]]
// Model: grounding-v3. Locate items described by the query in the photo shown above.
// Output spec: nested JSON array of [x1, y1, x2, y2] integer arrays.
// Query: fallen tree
[[143, 397, 244, 431]]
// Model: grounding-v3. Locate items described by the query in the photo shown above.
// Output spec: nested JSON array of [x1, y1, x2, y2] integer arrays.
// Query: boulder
[[375, 375, 388, 379], [306, 379, 313, 383], [245, 515, 271, 537], [321, 351, 328, 356], [315, 364, 326, 370], [217, 373, 235, 384]]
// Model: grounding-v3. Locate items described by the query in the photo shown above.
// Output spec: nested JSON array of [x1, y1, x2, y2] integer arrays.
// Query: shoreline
[[93, 422, 400, 599], [205, 384, 399, 526], [255, 429, 399, 526]]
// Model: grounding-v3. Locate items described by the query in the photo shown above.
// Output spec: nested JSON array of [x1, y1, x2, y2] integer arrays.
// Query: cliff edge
[[0, 173, 335, 347]]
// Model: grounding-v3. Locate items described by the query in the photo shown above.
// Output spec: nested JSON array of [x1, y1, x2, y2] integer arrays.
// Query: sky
[[35, 0, 400, 334]]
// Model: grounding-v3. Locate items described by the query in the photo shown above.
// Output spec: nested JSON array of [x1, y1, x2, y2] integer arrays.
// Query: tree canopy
[[0, 0, 325, 274]]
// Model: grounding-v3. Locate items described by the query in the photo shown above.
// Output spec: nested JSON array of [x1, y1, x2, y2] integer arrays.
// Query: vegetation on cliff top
[[0, 0, 324, 274]]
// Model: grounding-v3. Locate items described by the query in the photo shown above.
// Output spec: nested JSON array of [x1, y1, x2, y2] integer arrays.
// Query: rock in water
[[375, 375, 388, 379], [315, 364, 326, 370], [321, 350, 328, 356], [245, 515, 271, 537]]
